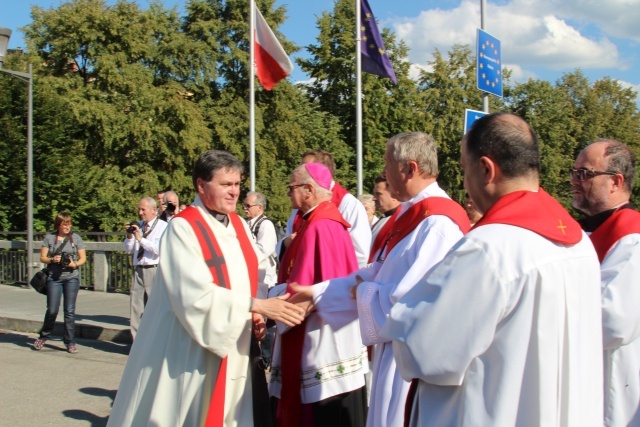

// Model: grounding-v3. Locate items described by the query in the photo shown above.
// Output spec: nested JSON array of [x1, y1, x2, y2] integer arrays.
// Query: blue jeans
[[39, 275, 80, 346]]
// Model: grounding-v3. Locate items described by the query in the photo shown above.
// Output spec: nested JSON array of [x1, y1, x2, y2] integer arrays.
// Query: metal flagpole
[[249, 0, 256, 191], [481, 0, 489, 113], [27, 64, 34, 279], [355, 0, 363, 196]]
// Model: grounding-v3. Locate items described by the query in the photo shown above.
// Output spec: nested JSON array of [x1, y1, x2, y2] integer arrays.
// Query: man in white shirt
[[383, 113, 603, 426], [244, 191, 279, 371], [572, 139, 640, 427], [244, 191, 277, 288], [123, 196, 167, 339], [291, 132, 470, 427]]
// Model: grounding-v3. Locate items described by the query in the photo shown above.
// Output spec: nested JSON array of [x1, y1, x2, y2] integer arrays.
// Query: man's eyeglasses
[[569, 168, 617, 182], [243, 204, 258, 209], [287, 184, 306, 193]]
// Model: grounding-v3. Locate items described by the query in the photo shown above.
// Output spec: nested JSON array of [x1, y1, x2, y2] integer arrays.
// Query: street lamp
[[0, 27, 35, 281]]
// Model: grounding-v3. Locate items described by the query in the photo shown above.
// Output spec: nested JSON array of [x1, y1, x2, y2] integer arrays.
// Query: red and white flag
[[254, 6, 294, 90]]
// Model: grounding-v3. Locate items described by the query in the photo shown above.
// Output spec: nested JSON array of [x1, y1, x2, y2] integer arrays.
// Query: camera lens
[[61, 253, 71, 267]]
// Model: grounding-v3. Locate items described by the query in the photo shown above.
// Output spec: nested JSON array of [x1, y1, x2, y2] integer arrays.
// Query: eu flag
[[360, 0, 397, 84]]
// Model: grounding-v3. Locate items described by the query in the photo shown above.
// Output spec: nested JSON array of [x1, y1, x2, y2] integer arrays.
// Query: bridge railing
[[0, 231, 133, 293]]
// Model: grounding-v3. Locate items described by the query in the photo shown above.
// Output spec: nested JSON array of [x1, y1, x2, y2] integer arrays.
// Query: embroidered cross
[[315, 372, 323, 380], [557, 220, 567, 235], [337, 365, 345, 374], [423, 209, 430, 217], [206, 255, 228, 288]]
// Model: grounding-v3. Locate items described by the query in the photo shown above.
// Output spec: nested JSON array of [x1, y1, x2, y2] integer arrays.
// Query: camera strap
[[142, 217, 159, 238], [47, 234, 71, 270], [52, 234, 71, 257]]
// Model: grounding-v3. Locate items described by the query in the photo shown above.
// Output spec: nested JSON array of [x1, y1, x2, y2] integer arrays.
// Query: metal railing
[[1, 231, 127, 243], [0, 248, 133, 293]]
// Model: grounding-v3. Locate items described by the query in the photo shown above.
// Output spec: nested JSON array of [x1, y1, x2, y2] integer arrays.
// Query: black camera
[[126, 221, 138, 234], [60, 252, 72, 267], [165, 202, 177, 214]]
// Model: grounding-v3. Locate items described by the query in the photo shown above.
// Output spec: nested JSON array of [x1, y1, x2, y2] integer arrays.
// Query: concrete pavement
[[0, 284, 132, 344], [0, 329, 129, 427], [0, 284, 133, 426]]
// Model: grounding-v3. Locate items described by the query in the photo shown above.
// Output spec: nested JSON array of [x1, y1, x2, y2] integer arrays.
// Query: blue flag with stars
[[360, 0, 397, 84]]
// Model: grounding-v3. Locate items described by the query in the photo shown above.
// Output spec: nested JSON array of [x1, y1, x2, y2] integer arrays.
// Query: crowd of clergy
[[106, 112, 639, 427]]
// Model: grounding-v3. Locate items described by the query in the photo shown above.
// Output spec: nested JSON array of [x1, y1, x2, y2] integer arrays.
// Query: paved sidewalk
[[0, 329, 129, 427], [0, 284, 132, 343]]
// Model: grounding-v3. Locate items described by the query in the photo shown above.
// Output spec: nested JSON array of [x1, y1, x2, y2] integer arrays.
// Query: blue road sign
[[477, 29, 502, 97], [464, 109, 488, 134]]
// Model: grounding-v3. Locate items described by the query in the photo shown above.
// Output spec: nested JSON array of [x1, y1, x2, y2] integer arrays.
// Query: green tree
[[185, 0, 348, 222], [508, 78, 579, 209], [417, 44, 508, 202], [22, 0, 211, 231], [299, 0, 424, 192]]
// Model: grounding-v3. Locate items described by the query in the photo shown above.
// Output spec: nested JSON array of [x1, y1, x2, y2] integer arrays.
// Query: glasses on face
[[287, 184, 306, 194], [243, 204, 258, 209], [569, 168, 617, 182]]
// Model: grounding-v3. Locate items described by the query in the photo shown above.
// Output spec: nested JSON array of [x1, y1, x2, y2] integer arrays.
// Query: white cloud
[[495, 15, 620, 69], [510, 0, 640, 41], [389, 0, 624, 75], [503, 63, 537, 82], [617, 79, 640, 97]]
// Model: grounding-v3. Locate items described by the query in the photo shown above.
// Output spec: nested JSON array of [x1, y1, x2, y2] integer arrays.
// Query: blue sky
[[3, 0, 640, 101]]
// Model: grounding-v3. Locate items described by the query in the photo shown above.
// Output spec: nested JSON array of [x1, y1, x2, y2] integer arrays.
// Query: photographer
[[33, 211, 86, 354], [159, 191, 180, 222], [124, 197, 168, 339]]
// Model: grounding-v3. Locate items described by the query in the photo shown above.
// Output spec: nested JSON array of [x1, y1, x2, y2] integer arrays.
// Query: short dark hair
[[301, 149, 336, 176], [464, 112, 540, 178], [192, 150, 244, 191], [374, 175, 389, 189], [602, 139, 636, 193]]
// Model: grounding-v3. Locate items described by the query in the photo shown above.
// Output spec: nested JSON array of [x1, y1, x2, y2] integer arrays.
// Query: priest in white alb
[[382, 113, 604, 426], [571, 139, 640, 427], [107, 150, 304, 427]]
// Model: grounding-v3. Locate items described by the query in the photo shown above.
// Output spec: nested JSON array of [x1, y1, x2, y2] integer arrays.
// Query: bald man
[[383, 113, 603, 426]]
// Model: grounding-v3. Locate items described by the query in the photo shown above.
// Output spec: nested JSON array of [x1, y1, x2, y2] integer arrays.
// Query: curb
[[0, 316, 132, 344]]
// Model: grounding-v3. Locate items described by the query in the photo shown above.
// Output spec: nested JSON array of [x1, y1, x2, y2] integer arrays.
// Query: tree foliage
[[0, 0, 638, 234]]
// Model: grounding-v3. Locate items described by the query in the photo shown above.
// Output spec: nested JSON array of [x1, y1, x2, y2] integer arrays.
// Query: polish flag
[[254, 6, 294, 90]]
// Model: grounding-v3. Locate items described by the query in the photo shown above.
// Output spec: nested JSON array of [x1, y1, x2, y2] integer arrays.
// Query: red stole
[[369, 197, 470, 263], [404, 190, 578, 427], [176, 207, 258, 427], [589, 208, 640, 262], [291, 181, 350, 233], [277, 201, 351, 427], [473, 189, 582, 245]]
